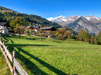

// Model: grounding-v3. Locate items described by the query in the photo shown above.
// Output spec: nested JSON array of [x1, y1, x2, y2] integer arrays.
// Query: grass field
[[2, 35, 101, 75], [0, 48, 11, 75]]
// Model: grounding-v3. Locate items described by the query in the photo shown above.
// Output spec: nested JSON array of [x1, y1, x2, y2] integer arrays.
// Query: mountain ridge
[[47, 15, 101, 22], [47, 15, 101, 34], [67, 16, 99, 34], [0, 6, 62, 28]]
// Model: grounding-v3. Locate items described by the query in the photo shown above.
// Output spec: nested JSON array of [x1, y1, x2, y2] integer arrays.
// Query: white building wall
[[2, 30, 4, 33], [4, 29, 9, 34], [0, 26, 3, 29], [0, 25, 9, 34]]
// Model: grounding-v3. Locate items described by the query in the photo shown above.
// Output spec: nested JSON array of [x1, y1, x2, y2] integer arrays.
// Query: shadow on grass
[[2, 35, 14, 43], [7, 44, 52, 47], [4, 35, 77, 75], [7, 47, 48, 75], [8, 38, 14, 43], [7, 45, 68, 75], [53, 41, 62, 43], [16, 47, 68, 75], [2, 35, 9, 43]]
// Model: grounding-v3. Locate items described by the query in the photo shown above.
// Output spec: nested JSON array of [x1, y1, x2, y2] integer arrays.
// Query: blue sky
[[0, 0, 101, 18]]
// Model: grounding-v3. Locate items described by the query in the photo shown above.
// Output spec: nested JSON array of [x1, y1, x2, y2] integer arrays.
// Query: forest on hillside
[[0, 6, 62, 28]]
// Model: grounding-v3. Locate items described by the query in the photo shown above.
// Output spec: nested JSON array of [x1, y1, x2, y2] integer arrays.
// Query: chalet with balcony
[[25, 25, 41, 32]]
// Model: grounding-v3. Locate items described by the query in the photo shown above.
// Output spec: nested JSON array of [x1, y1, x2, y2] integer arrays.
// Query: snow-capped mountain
[[47, 15, 80, 26], [85, 15, 100, 20], [47, 15, 68, 22], [47, 15, 81, 22], [85, 15, 101, 23], [47, 15, 101, 24], [47, 15, 101, 34], [67, 16, 99, 34]]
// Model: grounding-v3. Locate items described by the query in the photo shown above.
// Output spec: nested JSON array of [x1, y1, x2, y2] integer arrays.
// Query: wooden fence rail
[[0, 37, 28, 75]]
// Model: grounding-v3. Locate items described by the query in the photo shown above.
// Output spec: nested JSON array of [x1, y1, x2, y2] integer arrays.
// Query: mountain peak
[[70, 15, 80, 18], [71, 16, 89, 25], [47, 15, 67, 22], [85, 15, 100, 21], [47, 15, 101, 34], [67, 16, 99, 34], [47, 15, 101, 24], [58, 15, 66, 18], [78, 16, 87, 20]]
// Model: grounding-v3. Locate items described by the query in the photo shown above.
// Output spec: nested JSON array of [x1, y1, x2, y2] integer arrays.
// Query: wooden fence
[[0, 37, 28, 75]]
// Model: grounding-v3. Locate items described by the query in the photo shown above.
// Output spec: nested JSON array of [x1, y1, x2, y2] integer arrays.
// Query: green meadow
[[2, 35, 101, 75]]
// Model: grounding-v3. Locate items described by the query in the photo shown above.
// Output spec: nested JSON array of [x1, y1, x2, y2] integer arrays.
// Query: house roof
[[0, 22, 7, 26], [33, 25, 40, 29], [26, 25, 40, 29], [26, 26, 31, 29], [0, 27, 7, 30], [40, 27, 56, 30]]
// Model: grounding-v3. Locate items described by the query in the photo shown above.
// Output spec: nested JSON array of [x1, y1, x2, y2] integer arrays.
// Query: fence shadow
[[2, 36, 9, 43], [4, 36, 77, 75], [2, 35, 14, 43], [7, 45, 68, 75], [16, 47, 67, 75], [8, 38, 14, 43], [7, 44, 52, 47], [7, 46, 48, 75]]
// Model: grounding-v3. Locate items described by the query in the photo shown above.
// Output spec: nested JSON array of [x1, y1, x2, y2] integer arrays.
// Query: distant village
[[0, 22, 56, 37]]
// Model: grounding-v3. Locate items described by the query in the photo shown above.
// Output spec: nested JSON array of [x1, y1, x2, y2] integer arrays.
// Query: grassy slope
[[2, 35, 101, 75], [0, 49, 11, 75]]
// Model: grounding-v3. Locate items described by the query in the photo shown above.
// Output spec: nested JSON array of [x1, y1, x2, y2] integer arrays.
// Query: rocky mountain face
[[67, 16, 99, 34], [47, 15, 101, 34]]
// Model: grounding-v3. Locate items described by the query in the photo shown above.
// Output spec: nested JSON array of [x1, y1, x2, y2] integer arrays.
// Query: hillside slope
[[0, 6, 62, 28]]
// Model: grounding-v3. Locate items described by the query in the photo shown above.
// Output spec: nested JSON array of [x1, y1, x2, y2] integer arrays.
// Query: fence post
[[0, 37, 2, 42], [3, 40, 5, 45], [0, 37, 1, 48], [13, 51, 16, 75]]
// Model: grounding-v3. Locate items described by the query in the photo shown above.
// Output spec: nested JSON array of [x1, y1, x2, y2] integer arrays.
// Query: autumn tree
[[10, 17, 25, 38], [57, 27, 67, 42], [48, 31, 56, 38], [36, 30, 44, 41], [26, 29, 33, 36], [90, 36, 95, 44], [78, 29, 91, 42], [66, 31, 73, 41], [14, 26, 25, 38]]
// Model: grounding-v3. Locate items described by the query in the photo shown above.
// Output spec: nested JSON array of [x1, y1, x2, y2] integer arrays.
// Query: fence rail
[[0, 37, 28, 75]]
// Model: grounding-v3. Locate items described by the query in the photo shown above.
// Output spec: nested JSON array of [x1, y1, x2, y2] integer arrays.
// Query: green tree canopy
[[10, 17, 24, 30]]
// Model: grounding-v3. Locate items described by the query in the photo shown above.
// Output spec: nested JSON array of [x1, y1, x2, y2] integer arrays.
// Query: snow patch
[[47, 15, 68, 22], [47, 15, 101, 23], [85, 15, 100, 21]]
